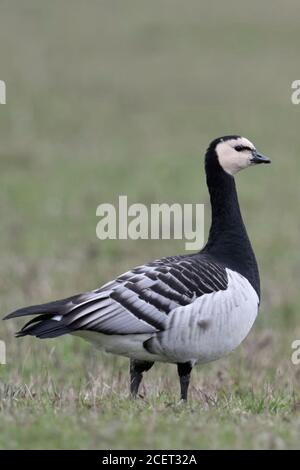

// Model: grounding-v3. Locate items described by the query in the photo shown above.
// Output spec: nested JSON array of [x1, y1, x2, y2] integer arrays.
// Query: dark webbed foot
[[177, 362, 193, 401], [129, 359, 154, 398]]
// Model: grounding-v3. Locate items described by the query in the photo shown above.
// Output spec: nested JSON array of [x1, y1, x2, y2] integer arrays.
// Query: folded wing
[[4, 254, 228, 339]]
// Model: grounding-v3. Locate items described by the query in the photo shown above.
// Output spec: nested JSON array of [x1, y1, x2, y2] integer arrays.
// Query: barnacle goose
[[4, 136, 270, 401]]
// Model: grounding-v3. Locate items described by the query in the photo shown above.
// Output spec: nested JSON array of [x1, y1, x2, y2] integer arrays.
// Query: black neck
[[202, 159, 260, 297]]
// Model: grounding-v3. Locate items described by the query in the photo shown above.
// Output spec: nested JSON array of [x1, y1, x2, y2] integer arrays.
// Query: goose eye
[[234, 145, 252, 152], [235, 145, 245, 152]]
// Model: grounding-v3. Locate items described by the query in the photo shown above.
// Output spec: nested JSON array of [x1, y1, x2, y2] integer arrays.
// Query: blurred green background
[[1, 0, 300, 449]]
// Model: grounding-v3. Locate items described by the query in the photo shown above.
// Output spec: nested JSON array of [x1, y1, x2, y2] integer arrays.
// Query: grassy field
[[1, 0, 300, 449]]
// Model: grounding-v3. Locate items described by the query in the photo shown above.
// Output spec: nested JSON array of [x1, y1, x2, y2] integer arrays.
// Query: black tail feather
[[3, 290, 108, 339], [3, 295, 79, 320], [16, 316, 72, 339]]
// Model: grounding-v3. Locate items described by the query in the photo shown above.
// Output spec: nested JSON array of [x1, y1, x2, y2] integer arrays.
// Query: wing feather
[[5, 253, 229, 338]]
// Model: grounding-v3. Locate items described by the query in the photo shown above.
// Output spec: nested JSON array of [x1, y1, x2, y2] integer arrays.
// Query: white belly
[[73, 330, 162, 362]]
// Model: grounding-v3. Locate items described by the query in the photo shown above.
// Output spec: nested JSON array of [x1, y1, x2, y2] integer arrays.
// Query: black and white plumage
[[4, 135, 270, 400]]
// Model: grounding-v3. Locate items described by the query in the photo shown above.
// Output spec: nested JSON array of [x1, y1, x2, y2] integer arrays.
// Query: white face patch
[[216, 137, 255, 175]]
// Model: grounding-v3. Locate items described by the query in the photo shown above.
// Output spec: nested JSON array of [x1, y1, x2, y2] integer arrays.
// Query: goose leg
[[130, 359, 154, 398], [177, 362, 193, 401]]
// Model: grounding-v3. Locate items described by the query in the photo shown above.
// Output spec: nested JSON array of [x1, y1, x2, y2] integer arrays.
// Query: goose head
[[206, 135, 270, 176]]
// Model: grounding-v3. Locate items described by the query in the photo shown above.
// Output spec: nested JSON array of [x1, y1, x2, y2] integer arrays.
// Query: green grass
[[1, 0, 300, 449]]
